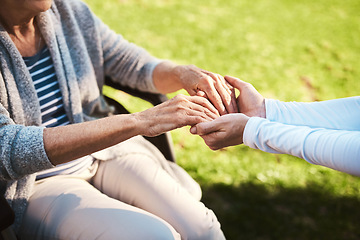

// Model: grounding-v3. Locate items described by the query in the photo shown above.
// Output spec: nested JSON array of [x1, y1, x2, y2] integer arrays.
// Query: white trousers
[[19, 136, 225, 240]]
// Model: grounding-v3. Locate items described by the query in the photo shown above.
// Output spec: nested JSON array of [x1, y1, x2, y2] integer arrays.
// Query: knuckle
[[176, 104, 187, 112], [197, 127, 205, 135], [173, 94, 184, 100], [223, 94, 232, 103], [244, 82, 254, 89], [194, 116, 203, 122], [173, 94, 187, 104]]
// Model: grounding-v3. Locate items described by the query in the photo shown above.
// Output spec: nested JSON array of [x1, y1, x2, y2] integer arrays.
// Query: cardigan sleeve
[[243, 117, 360, 176], [0, 105, 54, 181], [94, 15, 162, 93], [265, 96, 360, 131]]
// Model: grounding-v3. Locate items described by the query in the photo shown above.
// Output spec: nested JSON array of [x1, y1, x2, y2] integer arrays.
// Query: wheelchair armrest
[[0, 195, 17, 240], [0, 195, 14, 232], [104, 77, 176, 162], [105, 80, 168, 107]]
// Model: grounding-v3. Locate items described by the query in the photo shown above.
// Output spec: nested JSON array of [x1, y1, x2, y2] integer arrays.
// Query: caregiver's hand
[[225, 75, 266, 118], [190, 113, 249, 150]]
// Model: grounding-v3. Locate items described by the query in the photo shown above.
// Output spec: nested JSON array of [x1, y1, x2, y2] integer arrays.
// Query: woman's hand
[[190, 113, 250, 150], [225, 76, 266, 118], [187, 76, 265, 151], [43, 94, 218, 165], [135, 94, 220, 137], [152, 62, 237, 116], [175, 65, 237, 116]]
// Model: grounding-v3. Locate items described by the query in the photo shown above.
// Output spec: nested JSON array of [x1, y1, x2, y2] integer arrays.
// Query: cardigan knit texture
[[0, 0, 160, 232]]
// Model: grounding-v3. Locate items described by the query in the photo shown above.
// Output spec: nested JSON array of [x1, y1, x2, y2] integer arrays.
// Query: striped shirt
[[23, 47, 70, 127], [23, 47, 94, 180]]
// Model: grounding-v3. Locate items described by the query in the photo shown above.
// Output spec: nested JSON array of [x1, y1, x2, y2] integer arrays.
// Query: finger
[[201, 76, 227, 115], [190, 119, 221, 135], [196, 90, 207, 98], [170, 94, 219, 119], [230, 88, 238, 113], [196, 90, 220, 116], [179, 99, 218, 121], [171, 109, 214, 129], [224, 80, 239, 113], [224, 75, 248, 90], [222, 80, 238, 113], [200, 133, 223, 151], [216, 74, 234, 97], [186, 113, 215, 124], [187, 87, 198, 96], [189, 95, 220, 117], [188, 104, 219, 120], [205, 72, 237, 114], [214, 74, 237, 114], [190, 125, 197, 134], [184, 96, 220, 117]]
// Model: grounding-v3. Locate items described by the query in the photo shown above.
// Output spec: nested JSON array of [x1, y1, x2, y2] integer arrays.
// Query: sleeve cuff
[[243, 117, 266, 149], [144, 60, 164, 93], [13, 126, 54, 176], [265, 98, 278, 121]]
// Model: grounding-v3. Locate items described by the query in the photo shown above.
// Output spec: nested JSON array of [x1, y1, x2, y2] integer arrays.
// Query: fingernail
[[190, 126, 197, 134]]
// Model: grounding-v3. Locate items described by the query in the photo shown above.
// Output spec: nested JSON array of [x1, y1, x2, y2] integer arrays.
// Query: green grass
[[86, 0, 360, 239]]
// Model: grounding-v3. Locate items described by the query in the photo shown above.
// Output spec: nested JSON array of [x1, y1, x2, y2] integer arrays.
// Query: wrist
[[259, 99, 266, 118], [172, 64, 185, 87], [153, 61, 182, 93], [132, 111, 149, 136], [133, 110, 163, 137]]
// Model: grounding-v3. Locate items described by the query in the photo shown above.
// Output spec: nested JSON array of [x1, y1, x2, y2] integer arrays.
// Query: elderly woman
[[0, 0, 236, 239]]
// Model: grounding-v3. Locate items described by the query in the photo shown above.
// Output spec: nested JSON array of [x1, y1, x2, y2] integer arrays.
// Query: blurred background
[[84, 0, 360, 239]]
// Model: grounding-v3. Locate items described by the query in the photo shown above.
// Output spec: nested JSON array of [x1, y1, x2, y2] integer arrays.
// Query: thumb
[[190, 125, 198, 134], [190, 120, 220, 135], [224, 75, 247, 90]]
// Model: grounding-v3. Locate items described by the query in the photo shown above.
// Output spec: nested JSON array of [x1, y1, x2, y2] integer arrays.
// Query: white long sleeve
[[265, 96, 360, 131], [243, 96, 360, 176]]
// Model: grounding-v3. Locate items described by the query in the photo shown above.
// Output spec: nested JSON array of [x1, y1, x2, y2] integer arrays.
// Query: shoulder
[[50, 0, 99, 33], [51, 0, 94, 20], [52, 0, 91, 10]]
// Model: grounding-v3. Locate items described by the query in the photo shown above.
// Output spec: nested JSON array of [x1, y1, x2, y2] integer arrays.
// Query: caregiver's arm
[[266, 97, 360, 131], [225, 76, 360, 131], [244, 117, 360, 176], [192, 113, 360, 176]]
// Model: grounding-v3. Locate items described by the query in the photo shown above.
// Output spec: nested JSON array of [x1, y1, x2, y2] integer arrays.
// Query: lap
[[20, 176, 180, 240], [92, 135, 202, 199], [92, 136, 224, 240], [20, 136, 225, 240]]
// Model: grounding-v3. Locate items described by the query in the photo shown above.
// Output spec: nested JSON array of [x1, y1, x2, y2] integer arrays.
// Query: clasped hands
[[191, 75, 266, 150], [136, 65, 265, 151]]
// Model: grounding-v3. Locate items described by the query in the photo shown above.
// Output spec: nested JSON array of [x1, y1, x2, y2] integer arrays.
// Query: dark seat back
[[104, 77, 176, 162], [0, 196, 14, 232]]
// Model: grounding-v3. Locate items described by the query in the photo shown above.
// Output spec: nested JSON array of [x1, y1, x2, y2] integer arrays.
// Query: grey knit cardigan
[[0, 0, 160, 232]]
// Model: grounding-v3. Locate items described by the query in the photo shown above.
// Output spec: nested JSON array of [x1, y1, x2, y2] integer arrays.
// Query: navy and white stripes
[[24, 47, 94, 180], [23, 47, 70, 127]]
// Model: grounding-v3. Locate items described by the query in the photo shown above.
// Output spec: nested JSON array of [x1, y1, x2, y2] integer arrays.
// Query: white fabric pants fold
[[19, 136, 225, 240]]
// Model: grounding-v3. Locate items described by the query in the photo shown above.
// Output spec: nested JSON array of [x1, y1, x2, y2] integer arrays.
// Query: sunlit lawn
[[85, 0, 360, 239]]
